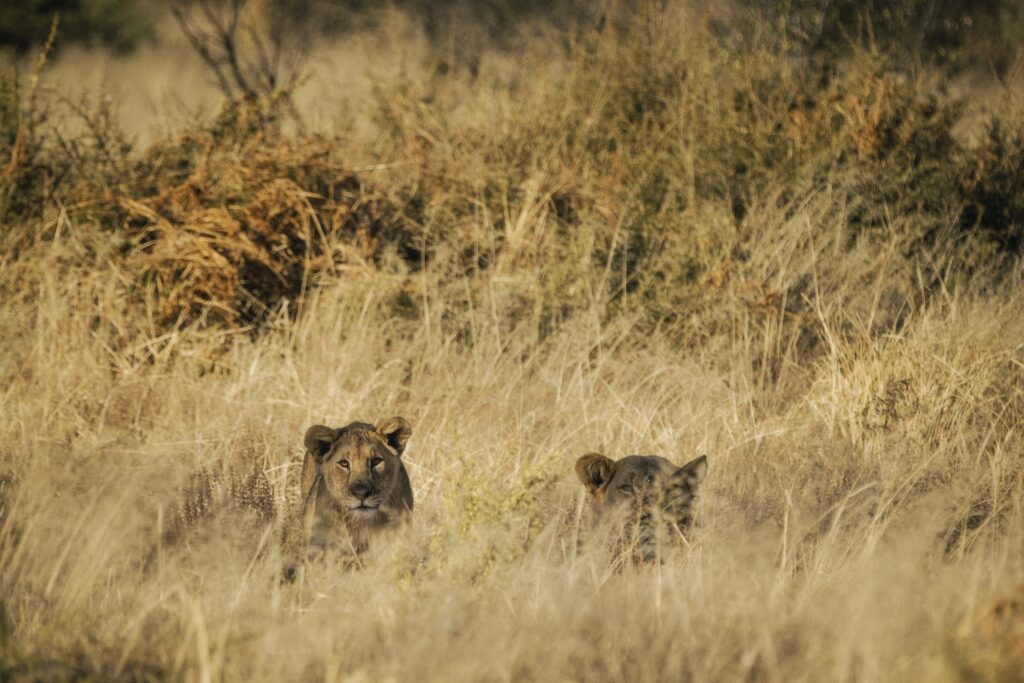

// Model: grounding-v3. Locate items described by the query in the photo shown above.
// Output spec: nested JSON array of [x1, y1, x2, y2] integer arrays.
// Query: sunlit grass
[[2, 3, 1024, 681]]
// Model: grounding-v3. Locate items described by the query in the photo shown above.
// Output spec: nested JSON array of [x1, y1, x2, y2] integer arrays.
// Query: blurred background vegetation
[[2, 0, 1023, 343], [5, 0, 1023, 69], [0, 0, 156, 53]]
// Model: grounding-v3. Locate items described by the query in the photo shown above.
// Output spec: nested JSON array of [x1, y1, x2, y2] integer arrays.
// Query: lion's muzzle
[[348, 478, 374, 501]]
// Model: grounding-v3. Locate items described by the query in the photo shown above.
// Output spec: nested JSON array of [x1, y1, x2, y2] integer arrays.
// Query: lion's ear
[[378, 416, 412, 456], [575, 453, 615, 496], [304, 425, 337, 461], [675, 454, 708, 489]]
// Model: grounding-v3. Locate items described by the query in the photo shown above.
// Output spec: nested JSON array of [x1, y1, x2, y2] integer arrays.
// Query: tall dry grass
[[2, 2, 1024, 681]]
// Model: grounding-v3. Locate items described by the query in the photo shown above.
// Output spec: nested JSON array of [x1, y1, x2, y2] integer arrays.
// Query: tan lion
[[297, 417, 414, 562], [575, 452, 708, 564]]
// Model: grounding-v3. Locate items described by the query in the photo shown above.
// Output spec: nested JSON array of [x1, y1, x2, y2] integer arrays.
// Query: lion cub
[[298, 417, 414, 561], [575, 452, 707, 563]]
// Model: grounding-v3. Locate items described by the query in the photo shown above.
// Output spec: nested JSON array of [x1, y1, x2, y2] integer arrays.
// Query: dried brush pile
[[110, 127, 420, 330], [3, 99, 422, 343]]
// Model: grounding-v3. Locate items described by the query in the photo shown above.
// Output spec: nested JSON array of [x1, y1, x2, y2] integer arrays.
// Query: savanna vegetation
[[2, 0, 1024, 680]]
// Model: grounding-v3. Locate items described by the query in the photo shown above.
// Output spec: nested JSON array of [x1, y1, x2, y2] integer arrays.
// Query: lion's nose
[[348, 480, 372, 500]]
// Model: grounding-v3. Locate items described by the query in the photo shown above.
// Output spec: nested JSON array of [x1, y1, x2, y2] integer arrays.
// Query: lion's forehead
[[327, 430, 392, 461], [612, 455, 674, 485]]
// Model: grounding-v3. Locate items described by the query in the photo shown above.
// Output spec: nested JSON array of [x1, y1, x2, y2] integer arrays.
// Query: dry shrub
[[360, 3, 1020, 372], [165, 463, 276, 545], [6, 2, 1020, 350], [3, 96, 423, 343], [105, 126, 420, 331], [0, 20, 59, 228]]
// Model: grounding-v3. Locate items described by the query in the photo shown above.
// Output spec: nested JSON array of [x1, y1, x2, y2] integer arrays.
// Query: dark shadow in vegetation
[[0, 0, 153, 54], [752, 0, 1024, 75]]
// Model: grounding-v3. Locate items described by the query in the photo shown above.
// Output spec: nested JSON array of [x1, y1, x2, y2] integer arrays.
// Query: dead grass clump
[[4, 87, 423, 340], [107, 127, 421, 332], [942, 473, 1024, 560], [164, 463, 276, 546]]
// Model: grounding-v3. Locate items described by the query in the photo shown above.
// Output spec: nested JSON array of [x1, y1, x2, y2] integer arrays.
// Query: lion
[[575, 452, 708, 564], [296, 417, 414, 563], [949, 584, 1024, 680]]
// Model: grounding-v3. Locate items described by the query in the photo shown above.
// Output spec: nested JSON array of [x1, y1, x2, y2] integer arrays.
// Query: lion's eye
[[618, 484, 634, 495], [338, 459, 350, 469], [370, 457, 384, 468]]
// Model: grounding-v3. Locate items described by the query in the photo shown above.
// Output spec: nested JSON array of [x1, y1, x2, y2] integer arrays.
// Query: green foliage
[[432, 453, 561, 582], [446, 455, 559, 538]]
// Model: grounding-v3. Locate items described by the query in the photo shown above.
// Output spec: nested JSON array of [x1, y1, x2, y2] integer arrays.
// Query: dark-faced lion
[[575, 452, 707, 564]]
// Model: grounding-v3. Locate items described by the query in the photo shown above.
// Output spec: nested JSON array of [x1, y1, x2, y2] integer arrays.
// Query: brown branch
[[170, 0, 307, 121], [5, 14, 59, 177], [247, 23, 278, 92], [172, 3, 236, 100], [213, 0, 259, 102]]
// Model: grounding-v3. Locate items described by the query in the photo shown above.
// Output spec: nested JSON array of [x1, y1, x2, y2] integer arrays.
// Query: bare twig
[[4, 14, 59, 178], [170, 0, 306, 121]]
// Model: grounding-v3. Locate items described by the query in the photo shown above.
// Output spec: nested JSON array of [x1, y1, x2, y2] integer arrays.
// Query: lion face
[[303, 418, 414, 533], [575, 452, 707, 561]]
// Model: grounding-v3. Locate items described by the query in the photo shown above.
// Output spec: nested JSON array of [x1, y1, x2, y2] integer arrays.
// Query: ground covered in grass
[[2, 2, 1024, 681]]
